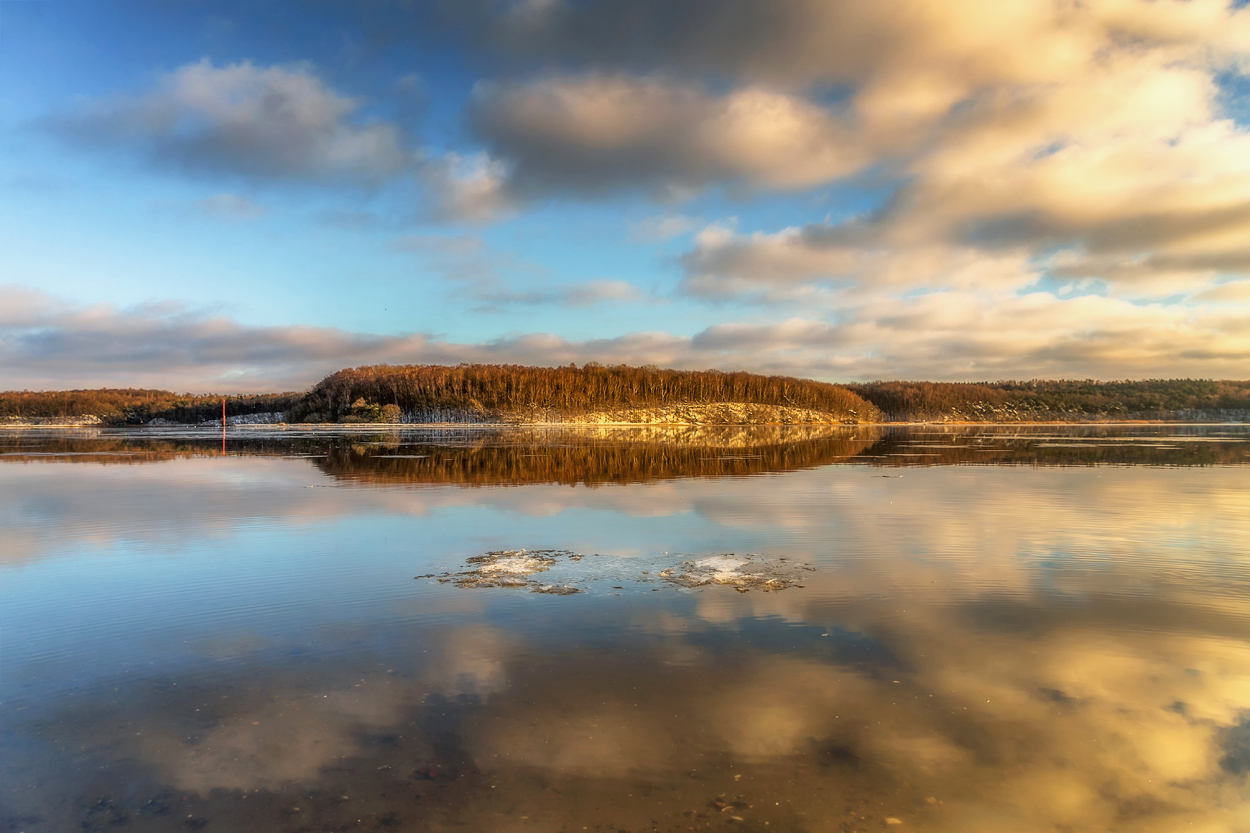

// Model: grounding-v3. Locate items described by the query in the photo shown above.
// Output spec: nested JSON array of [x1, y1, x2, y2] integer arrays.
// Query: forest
[[284, 363, 880, 423], [849, 379, 1250, 421], [2, 366, 1249, 424], [0, 388, 301, 424]]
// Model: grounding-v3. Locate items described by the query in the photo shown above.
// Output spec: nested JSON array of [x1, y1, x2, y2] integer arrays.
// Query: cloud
[[0, 285, 675, 392], [0, 286, 437, 392], [679, 221, 1035, 301], [694, 293, 1250, 380], [191, 192, 267, 220], [390, 231, 540, 289], [469, 75, 865, 197], [1193, 280, 1250, 304], [44, 59, 412, 184], [390, 235, 638, 309], [451, 0, 1250, 304], [2, 282, 1247, 392], [692, 317, 836, 351], [418, 151, 517, 222], [628, 213, 701, 241], [472, 279, 645, 311], [462, 0, 1250, 90], [559, 279, 642, 306], [661, 7, 1250, 300]]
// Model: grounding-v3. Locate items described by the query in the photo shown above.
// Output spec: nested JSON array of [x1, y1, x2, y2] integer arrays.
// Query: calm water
[[2, 424, 1250, 833]]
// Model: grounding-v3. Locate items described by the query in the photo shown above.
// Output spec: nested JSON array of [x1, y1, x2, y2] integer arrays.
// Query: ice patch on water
[[419, 550, 809, 595], [468, 550, 558, 576], [660, 554, 807, 592]]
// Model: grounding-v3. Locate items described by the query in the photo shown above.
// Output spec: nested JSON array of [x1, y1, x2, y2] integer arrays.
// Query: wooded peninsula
[[2, 363, 1249, 425]]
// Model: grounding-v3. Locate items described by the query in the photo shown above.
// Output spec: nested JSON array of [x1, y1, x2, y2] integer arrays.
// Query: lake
[[2, 424, 1249, 832]]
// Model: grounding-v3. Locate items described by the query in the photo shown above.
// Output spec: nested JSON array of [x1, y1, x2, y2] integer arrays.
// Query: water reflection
[[1, 425, 1249, 832], [4, 423, 1249, 481]]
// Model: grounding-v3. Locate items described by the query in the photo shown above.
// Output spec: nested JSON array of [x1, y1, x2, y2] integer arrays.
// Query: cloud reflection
[[3, 429, 1250, 829]]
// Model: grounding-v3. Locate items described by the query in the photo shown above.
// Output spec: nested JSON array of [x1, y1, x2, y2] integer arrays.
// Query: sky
[[2, 0, 1250, 392]]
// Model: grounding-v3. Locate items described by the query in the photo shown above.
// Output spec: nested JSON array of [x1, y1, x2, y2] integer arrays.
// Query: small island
[[2, 363, 1249, 425]]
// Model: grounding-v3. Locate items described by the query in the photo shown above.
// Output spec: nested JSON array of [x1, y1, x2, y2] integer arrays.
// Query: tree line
[[0, 388, 301, 423], [4, 369, 1250, 424], [286, 363, 881, 423], [849, 379, 1250, 421]]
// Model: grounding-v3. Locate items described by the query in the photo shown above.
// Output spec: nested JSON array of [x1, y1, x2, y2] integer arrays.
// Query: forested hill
[[2, 368, 1249, 424], [286, 363, 879, 423]]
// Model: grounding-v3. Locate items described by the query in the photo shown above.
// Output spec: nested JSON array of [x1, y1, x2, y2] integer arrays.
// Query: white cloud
[[45, 59, 412, 184], [390, 234, 638, 309], [470, 75, 865, 196], [1193, 280, 1250, 304], [462, 0, 1250, 306], [16, 0, 1250, 387], [628, 213, 701, 241], [559, 279, 643, 306], [2, 284, 1247, 392], [680, 222, 1037, 301], [418, 151, 517, 223]]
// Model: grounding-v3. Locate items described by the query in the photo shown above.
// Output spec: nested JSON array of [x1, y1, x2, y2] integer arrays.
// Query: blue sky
[[2, 0, 1249, 391]]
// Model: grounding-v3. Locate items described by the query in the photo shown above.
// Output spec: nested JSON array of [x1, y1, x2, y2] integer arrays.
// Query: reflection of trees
[[0, 436, 201, 464], [859, 425, 1250, 468], [313, 426, 882, 486], [2, 426, 1248, 477]]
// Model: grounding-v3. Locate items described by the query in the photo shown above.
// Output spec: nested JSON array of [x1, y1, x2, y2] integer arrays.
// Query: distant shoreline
[[4, 363, 1249, 426]]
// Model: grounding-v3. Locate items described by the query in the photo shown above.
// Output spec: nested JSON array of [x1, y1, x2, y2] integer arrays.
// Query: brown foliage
[[4, 427, 1247, 477], [314, 428, 879, 486], [0, 389, 301, 424], [288, 363, 881, 423], [850, 379, 1250, 422]]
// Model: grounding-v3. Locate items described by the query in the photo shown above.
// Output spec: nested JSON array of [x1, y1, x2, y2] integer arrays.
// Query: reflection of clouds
[[7, 441, 1250, 829], [708, 657, 868, 759], [137, 676, 427, 794], [0, 457, 697, 570], [8, 452, 1249, 588], [438, 462, 1250, 828], [0, 458, 339, 567], [904, 630, 1250, 831], [706, 656, 970, 775], [421, 626, 515, 697], [15, 611, 1250, 830], [677, 465, 1250, 617], [474, 704, 674, 777], [457, 627, 1250, 830]]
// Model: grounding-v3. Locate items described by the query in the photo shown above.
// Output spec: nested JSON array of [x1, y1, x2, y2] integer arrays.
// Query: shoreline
[[3, 419, 1248, 429]]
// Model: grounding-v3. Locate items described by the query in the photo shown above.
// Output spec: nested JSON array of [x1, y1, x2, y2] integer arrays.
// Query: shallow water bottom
[[1, 625, 1024, 833], [3, 425, 1250, 832]]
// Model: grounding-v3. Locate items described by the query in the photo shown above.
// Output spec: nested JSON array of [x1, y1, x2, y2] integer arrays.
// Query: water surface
[[2, 424, 1250, 832]]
